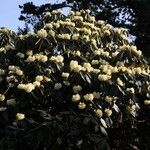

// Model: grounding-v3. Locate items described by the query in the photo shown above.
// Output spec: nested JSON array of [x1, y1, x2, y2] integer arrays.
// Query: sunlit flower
[[16, 113, 25, 120], [105, 96, 113, 103], [0, 94, 5, 101], [72, 94, 81, 102], [78, 102, 86, 109], [95, 109, 103, 117], [16, 69, 23, 76], [144, 100, 150, 105], [126, 88, 135, 94], [126, 105, 136, 114], [33, 81, 41, 87], [35, 75, 44, 82], [104, 108, 112, 117], [98, 74, 111, 81], [62, 72, 70, 78], [84, 93, 94, 101], [117, 78, 124, 86], [37, 29, 47, 38]]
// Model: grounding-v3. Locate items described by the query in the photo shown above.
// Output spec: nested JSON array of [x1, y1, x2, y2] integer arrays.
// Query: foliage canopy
[[0, 9, 150, 149]]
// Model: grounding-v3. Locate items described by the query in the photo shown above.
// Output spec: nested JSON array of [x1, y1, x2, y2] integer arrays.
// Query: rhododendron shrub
[[0, 10, 150, 149]]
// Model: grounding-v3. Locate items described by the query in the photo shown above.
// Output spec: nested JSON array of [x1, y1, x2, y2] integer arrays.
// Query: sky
[[0, 0, 66, 31]]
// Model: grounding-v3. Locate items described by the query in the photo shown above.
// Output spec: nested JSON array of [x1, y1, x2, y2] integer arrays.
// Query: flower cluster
[[0, 10, 150, 134]]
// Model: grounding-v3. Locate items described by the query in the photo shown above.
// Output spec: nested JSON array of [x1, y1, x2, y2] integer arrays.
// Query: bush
[[0, 10, 150, 150]]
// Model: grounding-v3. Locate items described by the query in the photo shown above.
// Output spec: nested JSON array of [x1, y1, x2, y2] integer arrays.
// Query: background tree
[[19, 0, 150, 57]]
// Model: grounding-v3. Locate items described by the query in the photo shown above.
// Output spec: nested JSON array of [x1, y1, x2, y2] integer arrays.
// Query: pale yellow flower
[[35, 75, 43, 82], [95, 109, 103, 117], [33, 81, 41, 87], [0, 94, 5, 101], [72, 94, 81, 102], [144, 100, 150, 105], [104, 108, 112, 117], [78, 102, 86, 109], [84, 93, 94, 101], [98, 74, 111, 81], [16, 69, 23, 76], [37, 29, 47, 38], [126, 88, 135, 94], [62, 72, 69, 78], [16, 113, 25, 120]]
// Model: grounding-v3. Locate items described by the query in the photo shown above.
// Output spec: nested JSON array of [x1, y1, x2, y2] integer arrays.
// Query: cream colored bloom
[[104, 30, 111, 36], [91, 60, 99, 65], [56, 55, 64, 63], [104, 108, 112, 117], [88, 16, 95, 22], [16, 69, 23, 76], [44, 23, 53, 29], [37, 29, 47, 38], [84, 93, 94, 101], [72, 34, 80, 40], [126, 88, 135, 94], [26, 50, 33, 56], [126, 105, 136, 114], [83, 63, 93, 72], [33, 81, 41, 87], [95, 109, 103, 117], [26, 56, 35, 62], [25, 83, 35, 93], [117, 78, 124, 86], [70, 11, 75, 15], [16, 113, 25, 120], [98, 74, 111, 81], [48, 30, 55, 37], [73, 16, 83, 22], [40, 55, 48, 62], [50, 55, 64, 63], [17, 83, 35, 93], [73, 51, 81, 56], [144, 100, 150, 105], [93, 69, 100, 74], [136, 50, 142, 56], [72, 94, 81, 102], [62, 72, 69, 78], [105, 96, 113, 103], [35, 75, 43, 82], [57, 34, 71, 40], [78, 102, 86, 109], [8, 66, 16, 71], [17, 84, 26, 89], [6, 76, 17, 83], [94, 49, 101, 55], [70, 60, 82, 72], [43, 76, 51, 82], [0, 94, 5, 101], [0, 69, 5, 75], [82, 35, 89, 42]]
